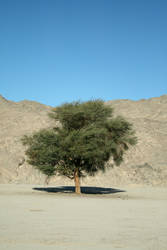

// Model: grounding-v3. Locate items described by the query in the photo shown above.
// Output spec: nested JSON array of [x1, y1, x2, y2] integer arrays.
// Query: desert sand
[[0, 184, 167, 250]]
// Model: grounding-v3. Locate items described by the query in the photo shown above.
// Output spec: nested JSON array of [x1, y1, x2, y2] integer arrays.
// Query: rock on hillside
[[0, 95, 54, 184], [0, 95, 167, 186]]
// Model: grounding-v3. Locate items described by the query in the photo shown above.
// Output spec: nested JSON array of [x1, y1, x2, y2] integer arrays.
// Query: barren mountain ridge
[[0, 94, 167, 186]]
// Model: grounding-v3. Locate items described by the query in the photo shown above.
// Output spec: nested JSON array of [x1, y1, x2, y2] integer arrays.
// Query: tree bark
[[74, 168, 81, 194]]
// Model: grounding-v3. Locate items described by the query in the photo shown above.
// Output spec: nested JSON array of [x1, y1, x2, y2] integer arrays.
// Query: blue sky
[[0, 0, 166, 106]]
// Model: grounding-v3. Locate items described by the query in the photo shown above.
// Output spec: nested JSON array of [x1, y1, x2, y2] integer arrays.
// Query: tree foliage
[[22, 100, 137, 194]]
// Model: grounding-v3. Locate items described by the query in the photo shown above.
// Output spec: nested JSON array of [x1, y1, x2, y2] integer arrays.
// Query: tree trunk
[[74, 168, 81, 194]]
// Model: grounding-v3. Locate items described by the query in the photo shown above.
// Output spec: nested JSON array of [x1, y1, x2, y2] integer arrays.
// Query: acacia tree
[[22, 100, 137, 194]]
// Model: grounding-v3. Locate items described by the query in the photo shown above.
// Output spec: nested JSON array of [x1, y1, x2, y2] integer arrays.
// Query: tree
[[22, 100, 137, 194]]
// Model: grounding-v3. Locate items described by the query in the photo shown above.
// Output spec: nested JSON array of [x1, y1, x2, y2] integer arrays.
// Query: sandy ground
[[0, 184, 167, 250]]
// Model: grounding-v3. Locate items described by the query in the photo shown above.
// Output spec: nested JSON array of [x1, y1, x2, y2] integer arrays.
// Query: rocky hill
[[0, 94, 167, 187]]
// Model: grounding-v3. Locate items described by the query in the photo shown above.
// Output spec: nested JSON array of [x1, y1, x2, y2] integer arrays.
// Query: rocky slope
[[0, 94, 167, 186]]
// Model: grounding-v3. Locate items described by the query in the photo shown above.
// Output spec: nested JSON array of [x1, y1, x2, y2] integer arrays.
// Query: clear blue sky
[[0, 0, 166, 106]]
